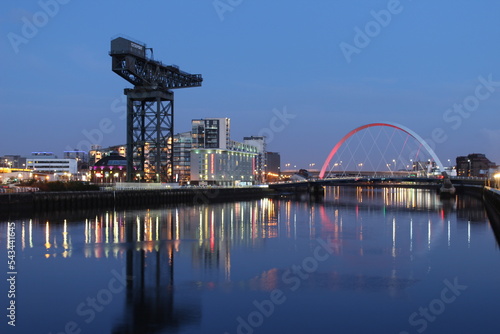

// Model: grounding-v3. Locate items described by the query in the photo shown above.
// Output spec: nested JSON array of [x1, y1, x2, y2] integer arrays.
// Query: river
[[1, 187, 499, 334]]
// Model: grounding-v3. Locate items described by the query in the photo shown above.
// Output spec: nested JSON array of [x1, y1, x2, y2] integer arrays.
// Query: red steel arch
[[319, 122, 444, 179]]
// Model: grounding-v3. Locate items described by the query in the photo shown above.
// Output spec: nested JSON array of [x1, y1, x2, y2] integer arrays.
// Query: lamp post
[[386, 163, 393, 176], [333, 161, 343, 177]]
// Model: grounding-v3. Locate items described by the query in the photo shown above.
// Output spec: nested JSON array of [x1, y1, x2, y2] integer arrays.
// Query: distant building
[[0, 155, 26, 169], [64, 150, 88, 162], [411, 160, 436, 175], [244, 136, 266, 183], [456, 154, 496, 177], [90, 153, 127, 183], [64, 150, 89, 171], [265, 152, 281, 182], [26, 153, 77, 175], [89, 145, 126, 166], [31, 152, 55, 157]]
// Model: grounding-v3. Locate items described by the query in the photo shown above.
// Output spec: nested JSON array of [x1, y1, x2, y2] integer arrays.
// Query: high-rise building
[[173, 132, 192, 184], [192, 118, 230, 149], [190, 118, 258, 186], [244, 136, 266, 183], [265, 152, 281, 182]]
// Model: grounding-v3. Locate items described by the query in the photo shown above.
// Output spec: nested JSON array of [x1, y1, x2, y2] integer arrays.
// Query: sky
[[1, 0, 500, 169]]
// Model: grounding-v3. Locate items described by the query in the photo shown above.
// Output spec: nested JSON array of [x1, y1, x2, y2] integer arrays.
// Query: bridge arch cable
[[319, 123, 444, 179]]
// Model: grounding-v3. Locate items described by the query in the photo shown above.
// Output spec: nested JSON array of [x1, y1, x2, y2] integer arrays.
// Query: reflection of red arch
[[319, 122, 443, 179]]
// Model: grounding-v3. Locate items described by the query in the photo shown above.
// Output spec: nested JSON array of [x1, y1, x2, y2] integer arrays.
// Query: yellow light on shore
[[494, 173, 500, 179]]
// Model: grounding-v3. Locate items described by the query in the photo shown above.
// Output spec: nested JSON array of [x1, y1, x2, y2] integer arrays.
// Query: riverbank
[[0, 187, 276, 220], [2, 184, 500, 223], [483, 187, 500, 234]]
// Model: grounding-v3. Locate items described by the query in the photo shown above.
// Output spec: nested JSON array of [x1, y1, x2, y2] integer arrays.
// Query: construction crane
[[110, 37, 202, 183]]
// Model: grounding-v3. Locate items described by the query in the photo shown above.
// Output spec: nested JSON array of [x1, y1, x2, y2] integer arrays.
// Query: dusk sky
[[2, 0, 500, 168]]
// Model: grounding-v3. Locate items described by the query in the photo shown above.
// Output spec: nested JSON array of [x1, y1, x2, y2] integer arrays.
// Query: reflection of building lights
[[45, 222, 51, 250], [63, 220, 69, 250], [410, 219, 413, 252], [29, 220, 33, 249], [428, 220, 432, 250], [392, 218, 396, 258]]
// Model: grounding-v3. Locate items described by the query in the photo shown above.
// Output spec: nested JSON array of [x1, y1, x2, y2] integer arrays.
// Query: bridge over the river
[[271, 121, 492, 194], [268, 176, 487, 194]]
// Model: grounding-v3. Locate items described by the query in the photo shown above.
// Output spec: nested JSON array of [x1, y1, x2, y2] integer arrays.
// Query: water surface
[[1, 187, 499, 334]]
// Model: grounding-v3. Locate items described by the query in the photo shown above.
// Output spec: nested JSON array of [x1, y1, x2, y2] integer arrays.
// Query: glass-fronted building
[[190, 148, 257, 186], [173, 131, 192, 184], [189, 118, 258, 186]]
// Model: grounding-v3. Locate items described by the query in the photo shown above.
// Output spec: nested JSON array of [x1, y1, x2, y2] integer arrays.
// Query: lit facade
[[89, 145, 126, 166], [26, 157, 77, 174], [190, 148, 257, 186], [190, 118, 258, 186], [89, 153, 128, 183], [456, 153, 496, 177], [243, 136, 266, 183], [173, 132, 192, 184], [192, 118, 230, 149]]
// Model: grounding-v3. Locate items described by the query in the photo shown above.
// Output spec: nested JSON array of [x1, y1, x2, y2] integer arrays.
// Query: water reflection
[[3, 187, 498, 333], [112, 214, 200, 334]]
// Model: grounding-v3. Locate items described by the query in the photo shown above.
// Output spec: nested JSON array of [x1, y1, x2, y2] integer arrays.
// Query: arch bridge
[[270, 122, 486, 194]]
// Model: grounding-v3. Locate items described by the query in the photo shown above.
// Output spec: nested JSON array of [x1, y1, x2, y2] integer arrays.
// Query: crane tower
[[110, 37, 202, 182]]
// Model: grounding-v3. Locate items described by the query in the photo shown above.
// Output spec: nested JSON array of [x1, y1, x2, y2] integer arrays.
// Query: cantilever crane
[[110, 37, 202, 182]]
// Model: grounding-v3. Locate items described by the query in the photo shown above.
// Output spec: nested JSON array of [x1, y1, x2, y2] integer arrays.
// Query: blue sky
[[1, 0, 500, 168]]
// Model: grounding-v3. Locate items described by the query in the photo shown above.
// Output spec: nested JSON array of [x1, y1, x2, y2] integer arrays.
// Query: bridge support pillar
[[307, 183, 325, 196], [439, 174, 456, 197]]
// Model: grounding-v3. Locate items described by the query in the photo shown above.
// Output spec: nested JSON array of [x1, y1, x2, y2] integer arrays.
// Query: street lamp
[[387, 163, 393, 176], [357, 163, 363, 176]]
